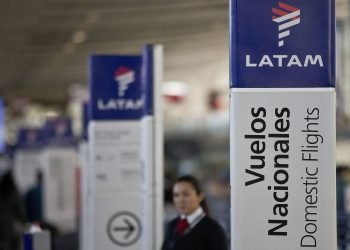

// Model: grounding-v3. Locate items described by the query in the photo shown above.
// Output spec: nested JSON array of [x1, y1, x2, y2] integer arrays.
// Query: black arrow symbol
[[113, 219, 135, 239]]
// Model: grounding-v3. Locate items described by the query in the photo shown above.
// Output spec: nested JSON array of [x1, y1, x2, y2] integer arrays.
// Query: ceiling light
[[72, 31, 86, 44], [45, 110, 59, 118]]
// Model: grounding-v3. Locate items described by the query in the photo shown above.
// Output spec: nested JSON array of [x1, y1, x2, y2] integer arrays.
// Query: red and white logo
[[54, 120, 67, 136], [114, 67, 135, 97], [26, 130, 38, 143], [272, 2, 300, 47]]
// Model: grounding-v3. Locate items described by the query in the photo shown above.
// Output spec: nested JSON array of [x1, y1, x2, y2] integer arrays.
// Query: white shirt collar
[[181, 206, 204, 225]]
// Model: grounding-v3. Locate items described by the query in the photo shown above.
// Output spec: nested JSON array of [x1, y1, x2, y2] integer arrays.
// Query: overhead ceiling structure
[[0, 0, 229, 105], [0, 0, 347, 106]]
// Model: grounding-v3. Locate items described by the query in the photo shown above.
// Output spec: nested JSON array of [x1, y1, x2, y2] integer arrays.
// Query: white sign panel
[[93, 194, 142, 250], [89, 121, 142, 250], [78, 142, 91, 250], [230, 88, 336, 249], [42, 148, 78, 232], [14, 150, 42, 193], [140, 116, 163, 250], [89, 121, 141, 193]]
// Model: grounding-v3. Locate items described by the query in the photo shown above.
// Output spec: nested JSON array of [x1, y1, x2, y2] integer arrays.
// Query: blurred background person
[[25, 170, 43, 223], [24, 169, 59, 250], [0, 169, 26, 250], [162, 175, 228, 250]]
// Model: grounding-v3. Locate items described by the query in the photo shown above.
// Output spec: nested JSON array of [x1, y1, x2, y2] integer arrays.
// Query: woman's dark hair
[[175, 175, 210, 215]]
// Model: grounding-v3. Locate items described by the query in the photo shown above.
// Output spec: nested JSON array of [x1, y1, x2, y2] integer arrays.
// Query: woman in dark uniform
[[162, 175, 228, 250]]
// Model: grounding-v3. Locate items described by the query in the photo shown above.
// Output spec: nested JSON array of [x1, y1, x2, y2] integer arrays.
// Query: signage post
[[41, 117, 78, 233], [140, 44, 164, 250], [230, 0, 336, 249], [79, 103, 92, 250], [0, 98, 5, 154], [14, 128, 44, 194], [89, 55, 143, 250]]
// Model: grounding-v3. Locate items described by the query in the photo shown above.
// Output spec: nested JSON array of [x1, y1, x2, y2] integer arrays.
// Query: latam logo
[[97, 66, 142, 111], [26, 130, 38, 143], [54, 120, 68, 136], [97, 98, 143, 111], [114, 66, 135, 97], [244, 2, 323, 68], [272, 2, 300, 47]]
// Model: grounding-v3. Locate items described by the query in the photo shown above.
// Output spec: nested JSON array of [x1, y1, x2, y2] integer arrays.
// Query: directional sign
[[106, 211, 141, 246], [229, 0, 336, 249]]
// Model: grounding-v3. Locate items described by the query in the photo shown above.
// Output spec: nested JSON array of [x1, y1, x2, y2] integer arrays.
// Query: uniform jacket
[[161, 215, 228, 250]]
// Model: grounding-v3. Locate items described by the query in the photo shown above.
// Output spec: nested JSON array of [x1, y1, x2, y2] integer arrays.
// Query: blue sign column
[[230, 0, 336, 249], [89, 55, 143, 250]]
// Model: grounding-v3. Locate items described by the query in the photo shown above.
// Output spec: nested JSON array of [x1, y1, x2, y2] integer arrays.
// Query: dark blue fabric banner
[[17, 128, 44, 149], [89, 55, 143, 120], [230, 0, 335, 88]]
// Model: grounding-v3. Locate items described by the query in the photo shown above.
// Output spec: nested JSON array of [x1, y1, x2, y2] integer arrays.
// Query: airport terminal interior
[[0, 0, 350, 249]]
